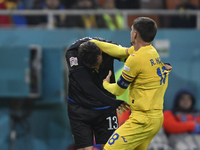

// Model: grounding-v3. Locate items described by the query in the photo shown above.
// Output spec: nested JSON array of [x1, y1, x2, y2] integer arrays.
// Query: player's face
[[179, 94, 193, 110], [130, 25, 136, 45]]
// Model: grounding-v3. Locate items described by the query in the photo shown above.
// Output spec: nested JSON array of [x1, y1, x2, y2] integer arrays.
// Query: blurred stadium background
[[0, 0, 200, 150]]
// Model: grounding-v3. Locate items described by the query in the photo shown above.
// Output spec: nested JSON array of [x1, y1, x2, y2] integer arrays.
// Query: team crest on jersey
[[70, 57, 78, 67]]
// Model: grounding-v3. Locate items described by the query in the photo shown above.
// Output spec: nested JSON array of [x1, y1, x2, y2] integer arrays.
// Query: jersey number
[[106, 116, 118, 130], [157, 66, 167, 85]]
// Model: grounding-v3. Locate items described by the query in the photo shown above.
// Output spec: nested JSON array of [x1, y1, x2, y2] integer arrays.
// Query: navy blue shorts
[[68, 100, 118, 149]]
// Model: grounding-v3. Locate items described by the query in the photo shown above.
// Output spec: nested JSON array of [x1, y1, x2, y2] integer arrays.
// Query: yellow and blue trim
[[122, 72, 134, 82]]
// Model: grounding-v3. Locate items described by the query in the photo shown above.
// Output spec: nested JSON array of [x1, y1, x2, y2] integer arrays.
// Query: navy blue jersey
[[65, 37, 123, 109]]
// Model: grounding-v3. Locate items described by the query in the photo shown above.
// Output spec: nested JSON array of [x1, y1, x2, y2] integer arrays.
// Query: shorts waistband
[[131, 109, 163, 118], [67, 96, 110, 110]]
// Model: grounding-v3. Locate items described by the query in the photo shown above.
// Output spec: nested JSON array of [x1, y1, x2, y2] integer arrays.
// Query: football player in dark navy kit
[[65, 37, 130, 150]]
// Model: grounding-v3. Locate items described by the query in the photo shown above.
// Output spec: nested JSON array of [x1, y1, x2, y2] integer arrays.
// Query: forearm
[[103, 81, 126, 96], [103, 70, 132, 97], [91, 39, 129, 58]]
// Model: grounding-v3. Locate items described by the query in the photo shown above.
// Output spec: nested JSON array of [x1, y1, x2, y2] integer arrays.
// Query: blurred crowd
[[162, 89, 200, 149], [0, 0, 199, 29]]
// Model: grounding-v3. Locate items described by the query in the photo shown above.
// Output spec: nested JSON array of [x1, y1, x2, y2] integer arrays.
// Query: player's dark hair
[[78, 41, 101, 68], [133, 17, 157, 42]]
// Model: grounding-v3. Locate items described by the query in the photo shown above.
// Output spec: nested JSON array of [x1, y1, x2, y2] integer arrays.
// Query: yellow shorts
[[104, 110, 164, 150]]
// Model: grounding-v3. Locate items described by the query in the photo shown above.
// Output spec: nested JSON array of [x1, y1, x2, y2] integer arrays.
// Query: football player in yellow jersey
[[100, 17, 172, 150]]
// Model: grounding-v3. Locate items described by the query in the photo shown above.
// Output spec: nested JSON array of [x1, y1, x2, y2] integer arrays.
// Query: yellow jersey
[[104, 45, 170, 112], [90, 39, 170, 112]]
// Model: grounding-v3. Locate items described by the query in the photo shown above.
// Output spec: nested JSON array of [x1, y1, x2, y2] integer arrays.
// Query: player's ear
[[134, 31, 137, 39]]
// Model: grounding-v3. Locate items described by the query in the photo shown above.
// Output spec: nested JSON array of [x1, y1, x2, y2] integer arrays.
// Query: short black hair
[[78, 41, 101, 68], [133, 17, 157, 42]]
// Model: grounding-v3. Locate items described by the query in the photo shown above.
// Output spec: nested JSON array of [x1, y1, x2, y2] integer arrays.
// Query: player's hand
[[116, 102, 130, 114], [103, 70, 112, 83], [164, 64, 172, 71]]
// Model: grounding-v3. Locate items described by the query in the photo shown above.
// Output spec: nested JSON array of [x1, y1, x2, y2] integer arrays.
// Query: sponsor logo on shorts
[[70, 57, 78, 67]]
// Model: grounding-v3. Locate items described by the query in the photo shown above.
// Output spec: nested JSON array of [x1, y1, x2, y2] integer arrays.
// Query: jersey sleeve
[[122, 54, 142, 80], [127, 46, 135, 55], [103, 81, 126, 96], [65, 49, 84, 73], [103, 54, 141, 96], [91, 39, 129, 58]]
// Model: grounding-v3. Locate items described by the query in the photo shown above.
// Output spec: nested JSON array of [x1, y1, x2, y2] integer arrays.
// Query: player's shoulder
[[125, 52, 141, 67], [66, 55, 84, 72], [68, 37, 92, 51], [65, 47, 77, 60], [127, 46, 135, 54], [65, 48, 84, 70], [127, 52, 140, 60], [135, 48, 153, 60]]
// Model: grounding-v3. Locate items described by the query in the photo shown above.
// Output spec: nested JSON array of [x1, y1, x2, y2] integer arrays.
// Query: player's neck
[[134, 41, 151, 51]]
